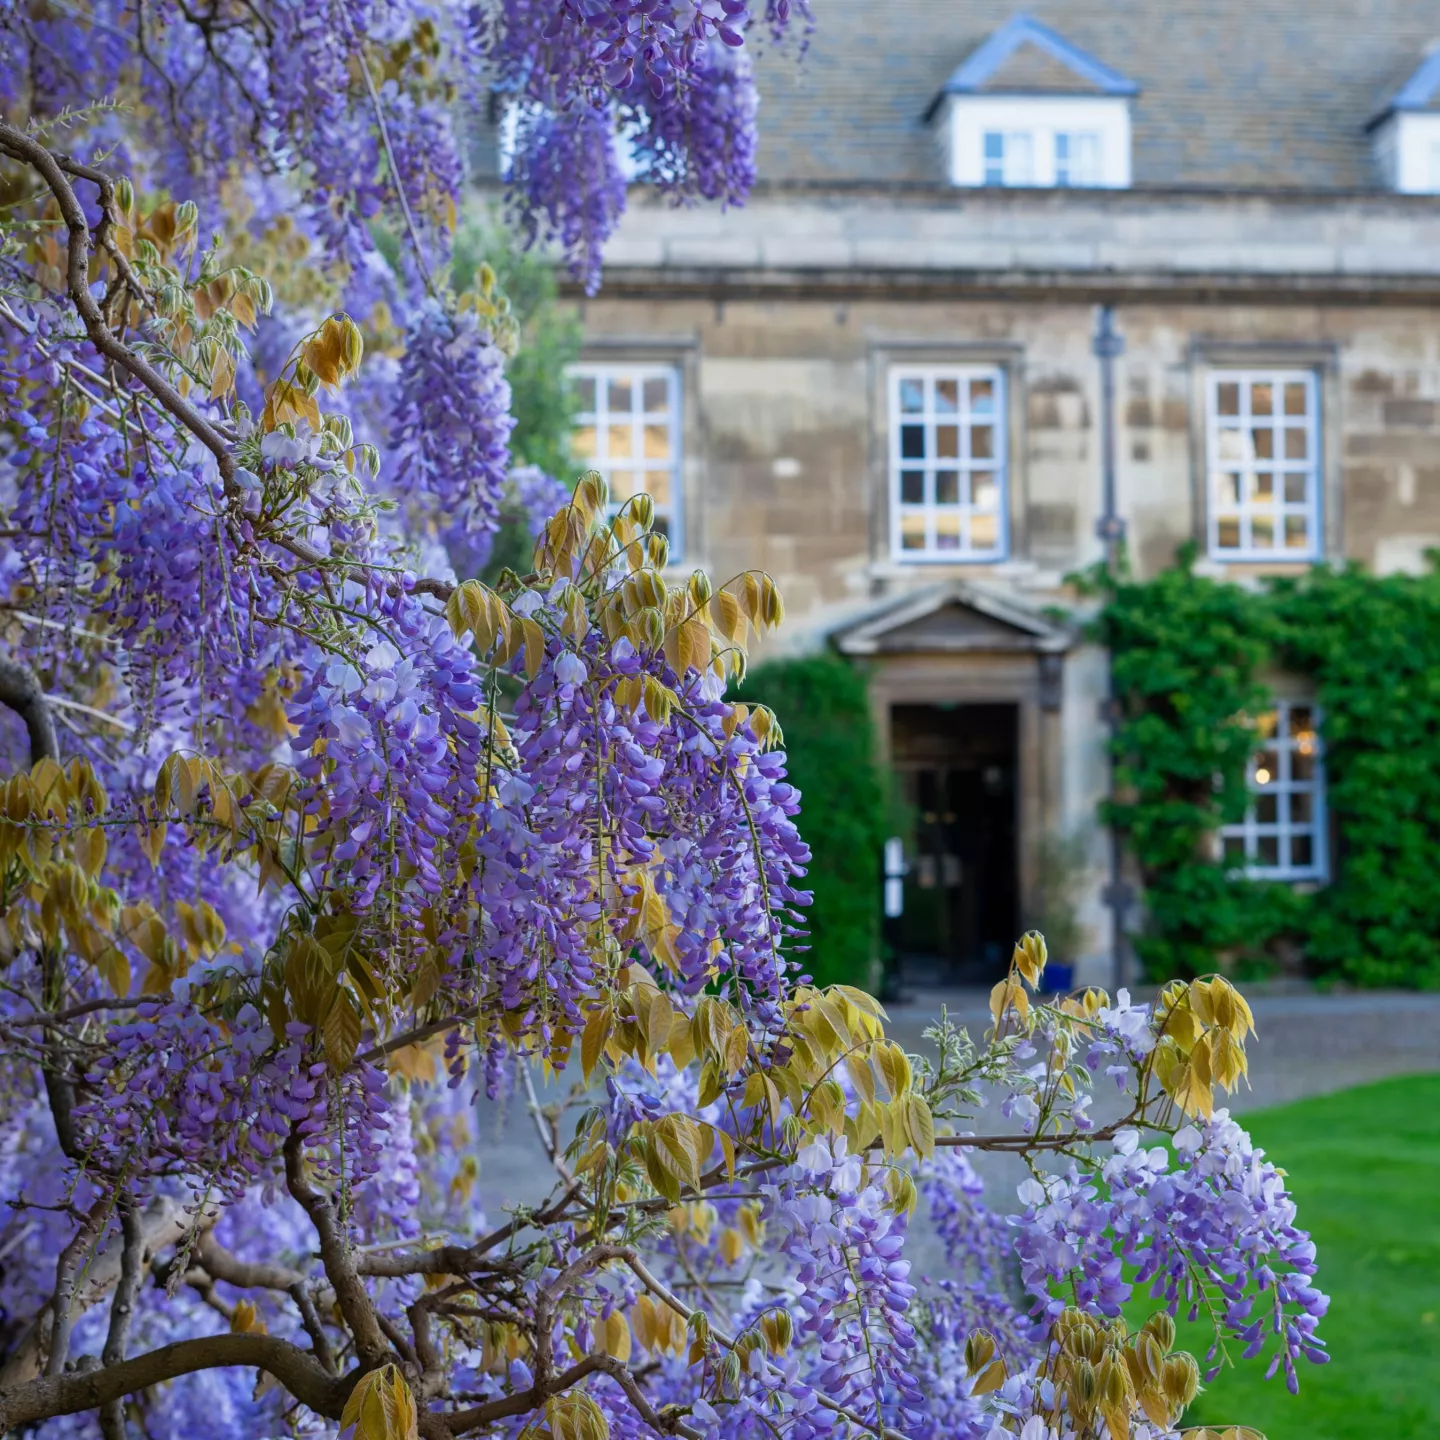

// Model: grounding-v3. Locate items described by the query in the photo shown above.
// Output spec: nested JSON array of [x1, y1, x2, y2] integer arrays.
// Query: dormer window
[[1369, 45, 1440, 194], [927, 14, 1137, 190]]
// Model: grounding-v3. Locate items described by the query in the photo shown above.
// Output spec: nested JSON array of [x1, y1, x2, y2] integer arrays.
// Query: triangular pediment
[[935, 14, 1139, 103], [833, 584, 1071, 656]]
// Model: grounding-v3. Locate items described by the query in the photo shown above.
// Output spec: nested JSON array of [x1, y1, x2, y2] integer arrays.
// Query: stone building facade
[[496, 5, 1440, 987]]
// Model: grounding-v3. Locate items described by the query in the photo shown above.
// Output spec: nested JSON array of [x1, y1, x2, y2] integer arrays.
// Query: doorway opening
[[890, 702, 1019, 987]]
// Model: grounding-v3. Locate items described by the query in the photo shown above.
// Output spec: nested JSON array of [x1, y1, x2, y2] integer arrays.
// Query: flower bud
[[964, 1329, 997, 1376], [760, 1309, 792, 1355], [1142, 1311, 1176, 1354], [1162, 1353, 1201, 1409], [1097, 1353, 1129, 1410], [1013, 930, 1047, 987]]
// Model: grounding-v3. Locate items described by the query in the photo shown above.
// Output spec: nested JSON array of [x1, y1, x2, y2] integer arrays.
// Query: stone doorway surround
[[831, 581, 1074, 928]]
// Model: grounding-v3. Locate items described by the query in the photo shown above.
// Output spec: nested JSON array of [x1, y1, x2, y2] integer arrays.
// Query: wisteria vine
[[0, 13, 1325, 1440]]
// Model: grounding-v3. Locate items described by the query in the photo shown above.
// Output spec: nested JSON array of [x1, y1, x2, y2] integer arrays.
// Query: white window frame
[[944, 95, 1132, 188], [888, 365, 1008, 563], [1206, 369, 1322, 562], [570, 363, 684, 560], [982, 130, 1034, 186], [1222, 702, 1328, 882], [1054, 131, 1102, 187]]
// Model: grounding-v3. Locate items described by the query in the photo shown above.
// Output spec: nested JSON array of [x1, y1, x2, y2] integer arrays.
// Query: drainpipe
[[1092, 304, 1132, 993]]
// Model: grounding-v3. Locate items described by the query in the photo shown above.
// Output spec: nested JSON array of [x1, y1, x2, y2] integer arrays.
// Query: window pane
[[900, 512, 926, 550], [1217, 429, 1247, 462], [1257, 793, 1279, 824], [1224, 835, 1247, 864], [1284, 473, 1308, 503], [607, 378, 632, 410], [970, 512, 999, 550], [971, 425, 994, 460], [1252, 472, 1274, 501], [573, 425, 597, 460], [1284, 514, 1309, 549], [609, 468, 637, 499], [1251, 513, 1275, 549], [899, 378, 924, 413], [576, 376, 596, 410], [900, 470, 924, 504], [643, 469, 670, 505], [1284, 382, 1308, 416], [1251, 382, 1273, 416], [1291, 834, 1313, 868], [1217, 382, 1241, 417], [643, 424, 670, 460], [1292, 750, 1315, 782], [936, 470, 959, 505], [1251, 427, 1274, 460], [935, 425, 959, 459], [900, 424, 926, 460], [609, 426, 634, 460], [1215, 471, 1242, 506], [1006, 133, 1033, 185], [1284, 427, 1308, 459], [983, 132, 1003, 160], [642, 376, 669, 411], [935, 512, 961, 550], [935, 379, 959, 414], [969, 379, 995, 414], [1255, 748, 1279, 784], [973, 476, 1000, 512], [1217, 516, 1241, 548], [1258, 835, 1280, 866], [1291, 791, 1313, 825], [1291, 707, 1316, 742]]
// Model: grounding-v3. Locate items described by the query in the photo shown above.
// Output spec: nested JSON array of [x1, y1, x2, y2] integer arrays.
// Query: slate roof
[[1375, 44, 1440, 121], [750, 1, 1440, 190]]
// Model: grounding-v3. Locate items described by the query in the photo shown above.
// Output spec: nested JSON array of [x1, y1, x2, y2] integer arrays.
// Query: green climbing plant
[[735, 653, 891, 989], [1089, 545, 1440, 990]]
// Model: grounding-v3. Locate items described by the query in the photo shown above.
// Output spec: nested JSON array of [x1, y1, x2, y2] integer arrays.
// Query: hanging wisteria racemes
[[0, 9, 1325, 1440]]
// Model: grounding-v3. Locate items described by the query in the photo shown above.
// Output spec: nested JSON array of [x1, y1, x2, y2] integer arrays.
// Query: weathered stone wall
[[576, 290, 1440, 610]]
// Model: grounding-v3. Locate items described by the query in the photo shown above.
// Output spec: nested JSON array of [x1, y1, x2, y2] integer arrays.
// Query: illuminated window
[[570, 364, 682, 557], [889, 366, 1007, 562], [1221, 703, 1327, 881], [1207, 370, 1321, 561]]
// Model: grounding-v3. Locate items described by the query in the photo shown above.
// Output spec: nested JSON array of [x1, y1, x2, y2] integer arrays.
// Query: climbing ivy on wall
[[1092, 547, 1440, 990], [735, 653, 890, 989]]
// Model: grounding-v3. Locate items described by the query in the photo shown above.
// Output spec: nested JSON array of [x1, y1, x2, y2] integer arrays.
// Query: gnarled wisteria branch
[[0, 1332, 351, 1430], [0, 120, 238, 492]]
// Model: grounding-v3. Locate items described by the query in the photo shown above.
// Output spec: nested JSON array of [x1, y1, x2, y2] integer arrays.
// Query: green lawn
[[1129, 1074, 1440, 1440]]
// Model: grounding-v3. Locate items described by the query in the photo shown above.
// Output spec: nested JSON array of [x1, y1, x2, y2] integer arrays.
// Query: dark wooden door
[[890, 703, 1018, 986]]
